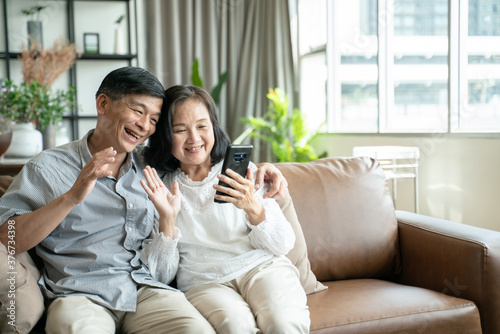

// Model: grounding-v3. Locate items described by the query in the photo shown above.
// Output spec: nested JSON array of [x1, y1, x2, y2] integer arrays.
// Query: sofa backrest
[[276, 156, 400, 282]]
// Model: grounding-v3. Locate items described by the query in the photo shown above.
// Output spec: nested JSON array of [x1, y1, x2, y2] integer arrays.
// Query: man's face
[[97, 93, 163, 154]]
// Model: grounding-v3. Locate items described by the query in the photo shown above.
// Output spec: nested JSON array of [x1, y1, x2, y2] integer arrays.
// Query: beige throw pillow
[[277, 191, 327, 295], [0, 243, 44, 334]]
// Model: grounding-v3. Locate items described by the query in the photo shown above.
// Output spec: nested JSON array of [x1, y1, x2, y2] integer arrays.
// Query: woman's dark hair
[[144, 85, 231, 172], [95, 67, 165, 100]]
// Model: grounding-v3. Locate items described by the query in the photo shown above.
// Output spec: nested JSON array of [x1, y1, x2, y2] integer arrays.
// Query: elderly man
[[0, 67, 287, 334]]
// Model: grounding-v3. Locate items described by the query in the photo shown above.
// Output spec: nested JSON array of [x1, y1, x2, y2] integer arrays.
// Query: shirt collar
[[79, 129, 141, 176], [79, 130, 94, 167]]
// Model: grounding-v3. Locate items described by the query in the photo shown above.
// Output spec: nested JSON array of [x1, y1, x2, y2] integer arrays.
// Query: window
[[296, 0, 500, 133]]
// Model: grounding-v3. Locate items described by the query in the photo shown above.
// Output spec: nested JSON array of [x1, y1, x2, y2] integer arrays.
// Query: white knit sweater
[[142, 161, 295, 292]]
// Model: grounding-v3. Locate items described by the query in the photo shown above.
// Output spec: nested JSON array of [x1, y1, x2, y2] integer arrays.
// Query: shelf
[[1, 0, 139, 140], [80, 53, 137, 60], [0, 52, 136, 61]]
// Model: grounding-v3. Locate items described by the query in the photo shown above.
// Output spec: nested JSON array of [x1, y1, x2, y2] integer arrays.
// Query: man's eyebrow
[[126, 101, 144, 109], [126, 101, 161, 117]]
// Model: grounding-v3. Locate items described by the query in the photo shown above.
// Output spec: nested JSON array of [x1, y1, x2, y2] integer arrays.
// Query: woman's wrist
[[158, 215, 177, 238], [246, 203, 265, 226]]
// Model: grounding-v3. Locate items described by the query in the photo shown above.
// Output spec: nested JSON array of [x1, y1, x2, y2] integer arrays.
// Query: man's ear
[[96, 93, 110, 116]]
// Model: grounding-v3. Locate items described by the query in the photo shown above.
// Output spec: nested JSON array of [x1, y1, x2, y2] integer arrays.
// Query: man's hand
[[0, 147, 117, 254], [254, 162, 288, 199], [65, 147, 116, 206]]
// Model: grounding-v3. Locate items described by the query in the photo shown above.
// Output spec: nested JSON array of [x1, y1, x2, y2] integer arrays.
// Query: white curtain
[[145, 0, 295, 162]]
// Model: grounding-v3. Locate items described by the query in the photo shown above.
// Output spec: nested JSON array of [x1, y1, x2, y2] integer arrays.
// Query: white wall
[[312, 134, 500, 232]]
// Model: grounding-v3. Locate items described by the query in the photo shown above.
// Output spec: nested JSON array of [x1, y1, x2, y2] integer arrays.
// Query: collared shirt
[[0, 130, 176, 312]]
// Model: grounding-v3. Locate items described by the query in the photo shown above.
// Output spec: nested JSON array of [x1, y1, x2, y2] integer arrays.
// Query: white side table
[[353, 146, 420, 213]]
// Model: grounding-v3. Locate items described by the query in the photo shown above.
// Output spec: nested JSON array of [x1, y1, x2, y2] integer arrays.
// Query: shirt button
[[129, 203, 133, 208], [127, 227, 132, 232]]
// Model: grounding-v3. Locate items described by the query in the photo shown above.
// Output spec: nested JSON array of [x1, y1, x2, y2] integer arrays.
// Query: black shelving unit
[[0, 0, 138, 140]]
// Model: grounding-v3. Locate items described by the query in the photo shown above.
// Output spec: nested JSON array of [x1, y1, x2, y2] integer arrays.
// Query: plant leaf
[[190, 58, 203, 88], [211, 70, 229, 105], [239, 87, 325, 162]]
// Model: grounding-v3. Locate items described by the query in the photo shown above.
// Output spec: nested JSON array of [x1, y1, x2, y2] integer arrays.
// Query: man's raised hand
[[66, 147, 116, 205]]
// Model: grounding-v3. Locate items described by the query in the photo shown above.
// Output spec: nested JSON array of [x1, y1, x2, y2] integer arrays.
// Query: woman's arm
[[213, 165, 295, 256], [140, 166, 181, 284], [247, 192, 296, 256], [141, 223, 180, 285]]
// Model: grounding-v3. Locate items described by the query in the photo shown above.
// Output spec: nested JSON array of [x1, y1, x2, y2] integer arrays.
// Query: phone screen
[[215, 144, 253, 203]]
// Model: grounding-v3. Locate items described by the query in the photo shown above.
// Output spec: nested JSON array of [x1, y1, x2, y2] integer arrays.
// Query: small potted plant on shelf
[[21, 5, 48, 48], [0, 79, 76, 158], [114, 14, 125, 54]]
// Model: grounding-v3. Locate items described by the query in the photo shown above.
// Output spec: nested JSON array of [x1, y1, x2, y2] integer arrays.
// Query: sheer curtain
[[145, 0, 295, 162]]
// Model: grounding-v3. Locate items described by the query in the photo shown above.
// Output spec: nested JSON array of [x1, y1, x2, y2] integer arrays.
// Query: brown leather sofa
[[276, 156, 499, 334], [1, 156, 499, 333]]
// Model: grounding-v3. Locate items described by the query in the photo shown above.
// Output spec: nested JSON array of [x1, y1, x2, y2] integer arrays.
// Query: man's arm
[[254, 162, 288, 199], [0, 147, 117, 254]]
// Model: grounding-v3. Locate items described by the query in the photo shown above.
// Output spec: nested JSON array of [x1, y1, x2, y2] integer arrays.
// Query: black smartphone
[[215, 144, 253, 203]]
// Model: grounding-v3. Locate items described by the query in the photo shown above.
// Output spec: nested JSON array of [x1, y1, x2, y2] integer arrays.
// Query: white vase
[[114, 27, 122, 54], [27, 20, 43, 48], [4, 123, 43, 158]]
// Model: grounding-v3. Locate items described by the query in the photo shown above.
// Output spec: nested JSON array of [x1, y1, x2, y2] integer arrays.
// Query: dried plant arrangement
[[19, 36, 81, 86]]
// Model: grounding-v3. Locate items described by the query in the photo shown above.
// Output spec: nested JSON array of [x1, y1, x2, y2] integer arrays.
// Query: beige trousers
[[45, 286, 215, 334], [185, 256, 310, 334]]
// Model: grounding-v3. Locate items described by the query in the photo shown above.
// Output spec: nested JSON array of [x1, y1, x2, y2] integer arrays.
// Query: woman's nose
[[187, 130, 200, 142]]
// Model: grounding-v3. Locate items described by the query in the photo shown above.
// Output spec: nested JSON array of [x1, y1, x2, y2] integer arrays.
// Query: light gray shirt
[[0, 131, 176, 312]]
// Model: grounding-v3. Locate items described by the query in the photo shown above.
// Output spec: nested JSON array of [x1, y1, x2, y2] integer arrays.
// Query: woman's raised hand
[[141, 166, 181, 236]]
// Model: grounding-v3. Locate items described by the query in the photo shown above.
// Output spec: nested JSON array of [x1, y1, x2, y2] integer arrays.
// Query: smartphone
[[215, 144, 253, 203]]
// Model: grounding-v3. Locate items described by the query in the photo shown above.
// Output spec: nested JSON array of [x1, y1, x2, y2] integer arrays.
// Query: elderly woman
[[140, 85, 310, 334]]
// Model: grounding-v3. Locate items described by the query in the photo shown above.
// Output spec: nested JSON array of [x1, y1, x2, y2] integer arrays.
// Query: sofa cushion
[[0, 175, 44, 333], [276, 157, 400, 281], [0, 243, 44, 334], [307, 279, 482, 333], [0, 176, 14, 197], [276, 191, 327, 294]]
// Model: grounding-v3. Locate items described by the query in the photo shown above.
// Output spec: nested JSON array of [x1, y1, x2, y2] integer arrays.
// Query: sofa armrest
[[395, 210, 500, 334]]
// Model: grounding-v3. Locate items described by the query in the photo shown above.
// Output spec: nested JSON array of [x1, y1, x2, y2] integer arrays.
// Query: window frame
[[296, 0, 500, 137]]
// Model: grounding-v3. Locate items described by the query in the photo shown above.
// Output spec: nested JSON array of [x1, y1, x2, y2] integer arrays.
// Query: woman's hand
[[141, 166, 181, 237], [214, 168, 265, 226], [254, 162, 288, 199]]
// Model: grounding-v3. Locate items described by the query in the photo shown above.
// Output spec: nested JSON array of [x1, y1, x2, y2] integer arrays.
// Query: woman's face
[[171, 99, 215, 173]]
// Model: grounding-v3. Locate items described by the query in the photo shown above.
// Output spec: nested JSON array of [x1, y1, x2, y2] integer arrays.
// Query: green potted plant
[[240, 88, 326, 162], [0, 78, 76, 158]]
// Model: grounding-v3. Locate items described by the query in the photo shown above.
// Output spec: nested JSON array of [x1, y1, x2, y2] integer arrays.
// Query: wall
[[312, 133, 500, 232]]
